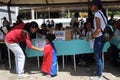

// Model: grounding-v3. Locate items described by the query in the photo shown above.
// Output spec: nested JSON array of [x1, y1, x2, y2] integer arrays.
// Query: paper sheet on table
[[90, 39, 95, 49], [35, 39, 46, 48]]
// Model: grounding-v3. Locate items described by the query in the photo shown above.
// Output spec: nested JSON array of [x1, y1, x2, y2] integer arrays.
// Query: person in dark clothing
[[16, 14, 24, 25]]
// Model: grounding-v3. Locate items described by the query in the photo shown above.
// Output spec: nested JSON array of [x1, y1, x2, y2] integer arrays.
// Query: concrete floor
[[0, 56, 120, 80]]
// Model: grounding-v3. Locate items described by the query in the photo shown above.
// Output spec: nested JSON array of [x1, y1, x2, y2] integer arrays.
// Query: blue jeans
[[94, 36, 105, 77]]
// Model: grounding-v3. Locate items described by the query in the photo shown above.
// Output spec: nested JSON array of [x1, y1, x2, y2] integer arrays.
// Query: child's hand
[[39, 47, 44, 51]]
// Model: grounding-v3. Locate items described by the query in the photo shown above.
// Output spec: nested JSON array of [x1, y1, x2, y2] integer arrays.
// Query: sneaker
[[89, 76, 102, 80], [18, 73, 29, 79], [46, 74, 51, 78]]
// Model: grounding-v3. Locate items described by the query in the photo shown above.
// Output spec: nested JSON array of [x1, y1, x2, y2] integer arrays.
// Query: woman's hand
[[87, 37, 91, 42], [87, 36, 95, 42]]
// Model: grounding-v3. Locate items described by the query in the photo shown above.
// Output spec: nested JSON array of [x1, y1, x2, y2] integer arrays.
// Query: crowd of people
[[0, 0, 120, 80]]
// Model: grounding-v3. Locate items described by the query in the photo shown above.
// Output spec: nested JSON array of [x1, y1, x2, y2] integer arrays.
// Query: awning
[[0, 0, 120, 11], [0, 0, 120, 7]]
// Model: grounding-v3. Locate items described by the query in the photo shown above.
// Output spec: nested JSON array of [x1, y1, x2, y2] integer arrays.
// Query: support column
[[31, 8, 35, 20], [7, 5, 12, 24], [68, 10, 70, 18], [48, 7, 50, 19], [15, 7, 19, 17], [35, 11, 38, 19], [106, 8, 109, 17]]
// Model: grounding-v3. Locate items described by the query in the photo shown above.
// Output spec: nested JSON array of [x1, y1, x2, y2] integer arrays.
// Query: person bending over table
[[5, 21, 43, 79]]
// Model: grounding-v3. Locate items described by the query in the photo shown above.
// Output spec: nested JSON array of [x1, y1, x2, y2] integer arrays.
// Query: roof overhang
[[0, 0, 120, 11], [0, 0, 120, 7]]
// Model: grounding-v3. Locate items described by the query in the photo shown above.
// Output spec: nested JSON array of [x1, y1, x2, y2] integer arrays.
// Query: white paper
[[35, 39, 46, 48], [53, 31, 65, 40], [90, 39, 95, 49]]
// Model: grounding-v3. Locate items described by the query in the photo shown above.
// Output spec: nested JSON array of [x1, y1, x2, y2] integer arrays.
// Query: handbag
[[98, 11, 114, 42]]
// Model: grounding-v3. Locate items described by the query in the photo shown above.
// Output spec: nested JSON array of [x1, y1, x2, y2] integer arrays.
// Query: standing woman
[[70, 12, 79, 33], [87, 0, 107, 79], [5, 21, 43, 78], [41, 34, 57, 77]]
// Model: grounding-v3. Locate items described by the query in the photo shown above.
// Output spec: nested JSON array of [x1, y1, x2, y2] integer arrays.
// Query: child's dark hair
[[74, 12, 79, 18], [37, 29, 45, 35], [45, 34, 56, 41], [41, 23, 47, 28], [30, 21, 38, 28]]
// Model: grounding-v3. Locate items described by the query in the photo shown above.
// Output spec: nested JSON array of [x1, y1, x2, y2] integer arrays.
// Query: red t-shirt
[[5, 23, 32, 48]]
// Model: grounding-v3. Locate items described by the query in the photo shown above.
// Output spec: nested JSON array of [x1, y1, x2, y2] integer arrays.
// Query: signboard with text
[[53, 31, 65, 40]]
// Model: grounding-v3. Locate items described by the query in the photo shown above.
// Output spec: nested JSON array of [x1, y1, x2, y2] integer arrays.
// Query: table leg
[[102, 53, 104, 70], [37, 57, 40, 68], [0, 50, 1, 61], [62, 55, 64, 70], [73, 55, 76, 72], [57, 61, 59, 71], [8, 48, 11, 69]]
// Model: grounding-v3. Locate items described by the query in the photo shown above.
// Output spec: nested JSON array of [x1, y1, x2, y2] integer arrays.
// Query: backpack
[[98, 11, 114, 42]]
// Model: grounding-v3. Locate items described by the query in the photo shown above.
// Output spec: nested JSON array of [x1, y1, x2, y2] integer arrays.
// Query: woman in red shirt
[[5, 21, 43, 79]]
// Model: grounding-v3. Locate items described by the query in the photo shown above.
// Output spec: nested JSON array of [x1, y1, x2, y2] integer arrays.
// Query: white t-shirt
[[94, 10, 107, 37]]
